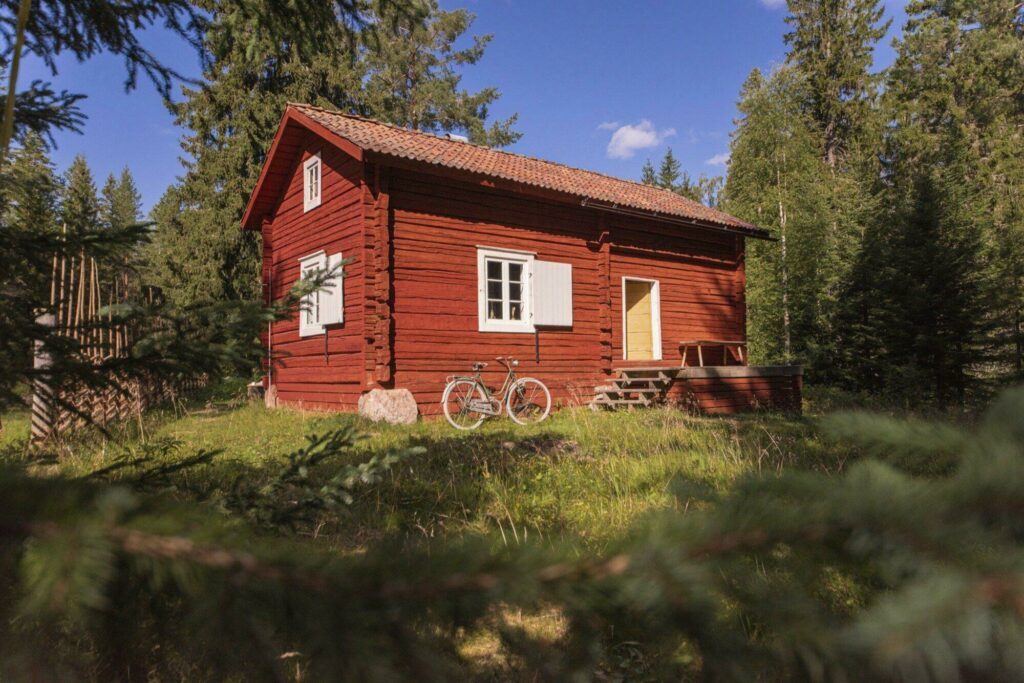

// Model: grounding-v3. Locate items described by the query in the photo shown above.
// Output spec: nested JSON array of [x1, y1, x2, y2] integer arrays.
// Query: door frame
[[621, 276, 662, 361]]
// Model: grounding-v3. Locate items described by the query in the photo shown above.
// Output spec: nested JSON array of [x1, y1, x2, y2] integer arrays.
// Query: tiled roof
[[289, 103, 761, 234]]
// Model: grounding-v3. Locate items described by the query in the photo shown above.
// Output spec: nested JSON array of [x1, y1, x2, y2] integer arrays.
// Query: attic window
[[303, 152, 321, 212]]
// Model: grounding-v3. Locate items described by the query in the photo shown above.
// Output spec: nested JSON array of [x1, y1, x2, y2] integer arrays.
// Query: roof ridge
[[286, 102, 716, 216]]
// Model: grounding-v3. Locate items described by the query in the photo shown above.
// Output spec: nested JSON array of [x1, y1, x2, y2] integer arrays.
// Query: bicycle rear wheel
[[442, 379, 487, 430], [506, 377, 551, 425]]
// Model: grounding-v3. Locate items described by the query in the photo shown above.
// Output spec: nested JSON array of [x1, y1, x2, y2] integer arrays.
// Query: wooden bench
[[679, 340, 747, 367]]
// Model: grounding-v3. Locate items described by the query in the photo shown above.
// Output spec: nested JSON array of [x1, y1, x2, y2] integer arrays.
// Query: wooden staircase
[[590, 367, 680, 410]]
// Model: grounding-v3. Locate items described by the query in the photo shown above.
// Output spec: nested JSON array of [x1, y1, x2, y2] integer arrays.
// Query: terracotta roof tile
[[289, 103, 761, 233]]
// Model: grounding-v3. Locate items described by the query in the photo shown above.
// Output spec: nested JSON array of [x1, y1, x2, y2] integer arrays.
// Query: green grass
[[2, 380, 856, 555], [1, 382, 867, 678]]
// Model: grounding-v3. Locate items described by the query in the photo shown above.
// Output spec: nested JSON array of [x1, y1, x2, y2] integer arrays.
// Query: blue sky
[[19, 0, 908, 215]]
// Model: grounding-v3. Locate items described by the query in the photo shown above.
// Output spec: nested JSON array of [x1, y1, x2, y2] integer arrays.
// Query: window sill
[[479, 322, 536, 334]]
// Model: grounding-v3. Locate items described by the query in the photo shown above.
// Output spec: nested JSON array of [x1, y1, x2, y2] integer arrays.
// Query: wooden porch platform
[[591, 365, 802, 414]]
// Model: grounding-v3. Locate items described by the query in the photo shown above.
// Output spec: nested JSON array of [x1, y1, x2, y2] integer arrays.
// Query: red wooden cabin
[[242, 104, 801, 417]]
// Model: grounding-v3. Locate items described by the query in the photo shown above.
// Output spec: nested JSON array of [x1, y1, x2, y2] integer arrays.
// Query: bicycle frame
[[450, 361, 519, 417]]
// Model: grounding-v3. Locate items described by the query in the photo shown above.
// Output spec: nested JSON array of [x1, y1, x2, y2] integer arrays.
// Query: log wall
[[262, 134, 366, 410], [259, 142, 799, 417], [386, 168, 748, 414], [670, 367, 803, 414]]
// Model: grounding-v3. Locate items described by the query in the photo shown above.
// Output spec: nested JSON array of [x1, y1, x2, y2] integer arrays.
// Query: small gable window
[[303, 152, 322, 212]]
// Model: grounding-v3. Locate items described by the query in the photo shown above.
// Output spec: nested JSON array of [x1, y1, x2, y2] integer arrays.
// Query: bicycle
[[441, 356, 552, 430]]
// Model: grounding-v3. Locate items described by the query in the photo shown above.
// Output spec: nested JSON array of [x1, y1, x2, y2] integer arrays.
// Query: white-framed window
[[477, 247, 534, 333], [298, 250, 344, 337], [303, 152, 322, 212]]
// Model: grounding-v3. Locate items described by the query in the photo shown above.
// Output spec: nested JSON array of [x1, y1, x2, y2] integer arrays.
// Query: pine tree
[[783, 0, 890, 167], [100, 168, 142, 232], [0, 134, 60, 387], [147, 0, 520, 308], [879, 0, 1024, 400], [640, 158, 657, 186], [779, 0, 891, 385], [61, 155, 100, 235], [360, 0, 520, 146], [640, 154, 723, 207], [656, 147, 682, 190], [2, 132, 59, 235]]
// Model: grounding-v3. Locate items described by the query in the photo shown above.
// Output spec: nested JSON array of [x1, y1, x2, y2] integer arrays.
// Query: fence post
[[30, 312, 55, 442]]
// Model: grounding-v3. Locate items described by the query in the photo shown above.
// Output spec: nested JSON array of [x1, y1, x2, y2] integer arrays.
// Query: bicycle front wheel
[[442, 379, 487, 430], [506, 377, 551, 425]]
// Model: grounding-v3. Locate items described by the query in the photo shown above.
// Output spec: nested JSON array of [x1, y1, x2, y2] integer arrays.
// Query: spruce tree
[[100, 168, 142, 232], [880, 0, 1023, 401], [2, 132, 59, 234], [148, 0, 520, 308], [640, 151, 721, 206], [61, 155, 100, 235], [783, 0, 890, 167], [0, 134, 60, 386], [359, 0, 520, 146], [656, 147, 682, 190], [640, 158, 657, 186], [778, 0, 891, 384]]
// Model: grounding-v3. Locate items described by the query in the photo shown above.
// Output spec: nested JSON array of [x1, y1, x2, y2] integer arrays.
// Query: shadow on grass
[[7, 382, 853, 556]]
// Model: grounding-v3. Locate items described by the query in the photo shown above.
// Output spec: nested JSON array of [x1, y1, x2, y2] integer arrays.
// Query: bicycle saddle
[[472, 362, 488, 371]]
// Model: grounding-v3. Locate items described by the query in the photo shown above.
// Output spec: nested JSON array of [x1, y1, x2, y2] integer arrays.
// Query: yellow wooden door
[[625, 280, 654, 360]]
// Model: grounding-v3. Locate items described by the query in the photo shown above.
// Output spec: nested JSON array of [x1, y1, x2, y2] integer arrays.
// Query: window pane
[[508, 262, 522, 283], [487, 281, 503, 300], [487, 300, 502, 320], [487, 260, 502, 280], [509, 282, 522, 302], [509, 301, 522, 320]]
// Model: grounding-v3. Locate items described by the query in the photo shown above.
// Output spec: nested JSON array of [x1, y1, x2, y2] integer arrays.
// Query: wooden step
[[595, 385, 661, 395], [617, 370, 675, 383], [611, 378, 667, 389], [603, 397, 653, 406], [592, 368, 679, 410]]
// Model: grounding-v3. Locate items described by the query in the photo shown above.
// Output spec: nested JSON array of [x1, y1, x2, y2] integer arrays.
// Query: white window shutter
[[298, 251, 326, 337], [532, 260, 572, 327], [321, 252, 344, 325]]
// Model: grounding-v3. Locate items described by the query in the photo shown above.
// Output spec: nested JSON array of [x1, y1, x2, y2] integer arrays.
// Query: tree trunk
[[777, 164, 792, 362]]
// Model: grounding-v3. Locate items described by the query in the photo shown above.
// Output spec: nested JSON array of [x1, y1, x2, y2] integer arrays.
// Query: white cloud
[[605, 120, 676, 159], [758, 0, 786, 8], [705, 152, 731, 167], [597, 121, 620, 130]]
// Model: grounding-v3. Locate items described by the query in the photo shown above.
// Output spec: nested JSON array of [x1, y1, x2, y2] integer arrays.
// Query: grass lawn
[[1, 380, 855, 553], [1, 381, 869, 678]]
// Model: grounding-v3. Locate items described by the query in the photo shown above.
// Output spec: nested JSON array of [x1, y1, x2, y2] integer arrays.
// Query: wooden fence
[[30, 237, 204, 442]]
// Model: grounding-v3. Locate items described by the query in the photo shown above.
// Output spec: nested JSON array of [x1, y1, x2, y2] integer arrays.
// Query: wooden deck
[[592, 365, 802, 413]]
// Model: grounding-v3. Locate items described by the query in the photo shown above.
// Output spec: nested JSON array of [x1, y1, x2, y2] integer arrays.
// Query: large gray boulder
[[357, 388, 418, 425]]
